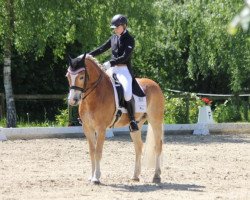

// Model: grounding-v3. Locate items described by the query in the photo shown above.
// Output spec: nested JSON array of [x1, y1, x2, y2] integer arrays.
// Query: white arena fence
[[0, 90, 249, 141], [0, 123, 250, 141]]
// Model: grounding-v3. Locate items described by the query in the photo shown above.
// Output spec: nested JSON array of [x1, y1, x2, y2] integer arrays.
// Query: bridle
[[68, 65, 103, 100]]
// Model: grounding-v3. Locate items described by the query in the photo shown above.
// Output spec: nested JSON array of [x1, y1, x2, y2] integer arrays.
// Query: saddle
[[112, 74, 145, 107], [109, 73, 147, 128]]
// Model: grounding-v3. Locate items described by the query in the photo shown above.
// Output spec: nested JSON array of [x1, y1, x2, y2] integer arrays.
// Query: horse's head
[[66, 53, 88, 106]]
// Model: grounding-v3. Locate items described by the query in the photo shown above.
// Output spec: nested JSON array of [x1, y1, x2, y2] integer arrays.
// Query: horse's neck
[[85, 59, 101, 84], [84, 59, 113, 100], [80, 59, 116, 123]]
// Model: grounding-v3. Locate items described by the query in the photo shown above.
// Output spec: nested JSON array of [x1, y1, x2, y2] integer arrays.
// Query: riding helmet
[[110, 14, 128, 28]]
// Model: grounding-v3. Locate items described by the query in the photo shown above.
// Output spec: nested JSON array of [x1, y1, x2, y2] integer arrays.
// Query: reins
[[81, 71, 103, 101]]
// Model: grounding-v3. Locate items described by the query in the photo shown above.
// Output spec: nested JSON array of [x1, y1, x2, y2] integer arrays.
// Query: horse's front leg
[[91, 128, 106, 184], [84, 126, 96, 181]]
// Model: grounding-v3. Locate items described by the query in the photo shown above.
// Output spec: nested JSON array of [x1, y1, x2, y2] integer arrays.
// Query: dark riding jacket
[[89, 30, 135, 74]]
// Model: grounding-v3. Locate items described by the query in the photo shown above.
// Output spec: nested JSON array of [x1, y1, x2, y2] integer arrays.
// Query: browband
[[67, 67, 85, 75]]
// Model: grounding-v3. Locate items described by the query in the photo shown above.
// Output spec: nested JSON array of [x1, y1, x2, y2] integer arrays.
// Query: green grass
[[0, 118, 59, 128]]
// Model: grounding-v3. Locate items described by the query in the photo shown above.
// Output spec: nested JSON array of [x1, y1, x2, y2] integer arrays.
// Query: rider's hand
[[103, 61, 111, 70]]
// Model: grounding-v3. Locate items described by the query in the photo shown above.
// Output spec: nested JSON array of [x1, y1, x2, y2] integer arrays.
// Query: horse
[[66, 53, 165, 184]]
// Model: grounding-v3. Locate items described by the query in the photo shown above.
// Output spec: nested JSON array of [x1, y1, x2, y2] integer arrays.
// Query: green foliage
[[0, 118, 6, 127], [153, 0, 250, 94], [165, 96, 249, 124], [17, 120, 56, 127], [14, 0, 76, 58], [164, 96, 201, 124], [164, 98, 187, 124], [0, 0, 249, 124], [55, 108, 69, 126], [1, 0, 249, 94], [0, 117, 56, 127], [213, 99, 247, 122]]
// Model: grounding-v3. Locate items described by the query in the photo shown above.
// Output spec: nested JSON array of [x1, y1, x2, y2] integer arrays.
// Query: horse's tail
[[143, 123, 164, 168]]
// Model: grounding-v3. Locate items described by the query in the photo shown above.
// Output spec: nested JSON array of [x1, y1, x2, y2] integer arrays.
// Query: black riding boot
[[126, 99, 139, 132]]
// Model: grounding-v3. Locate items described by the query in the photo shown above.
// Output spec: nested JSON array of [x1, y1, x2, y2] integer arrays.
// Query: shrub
[[164, 95, 201, 124], [55, 108, 69, 126], [213, 99, 243, 123], [164, 95, 250, 124]]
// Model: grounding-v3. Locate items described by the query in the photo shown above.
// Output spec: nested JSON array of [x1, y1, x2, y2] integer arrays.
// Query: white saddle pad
[[109, 77, 147, 113]]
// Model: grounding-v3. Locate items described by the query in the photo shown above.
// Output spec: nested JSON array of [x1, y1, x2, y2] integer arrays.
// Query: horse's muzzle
[[68, 98, 79, 106], [68, 90, 81, 106]]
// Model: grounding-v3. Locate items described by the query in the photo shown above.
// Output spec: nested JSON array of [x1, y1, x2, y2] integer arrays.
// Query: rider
[[89, 14, 139, 132]]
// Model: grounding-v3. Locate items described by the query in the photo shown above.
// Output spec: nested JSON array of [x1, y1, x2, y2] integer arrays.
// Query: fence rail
[[0, 93, 66, 118], [0, 91, 249, 123], [13, 94, 66, 100], [166, 89, 249, 123]]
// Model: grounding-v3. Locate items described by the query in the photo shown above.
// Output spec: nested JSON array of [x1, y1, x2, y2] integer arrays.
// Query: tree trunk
[[3, 0, 16, 127], [3, 54, 16, 127]]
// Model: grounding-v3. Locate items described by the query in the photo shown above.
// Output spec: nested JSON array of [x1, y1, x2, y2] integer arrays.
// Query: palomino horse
[[66, 53, 165, 184]]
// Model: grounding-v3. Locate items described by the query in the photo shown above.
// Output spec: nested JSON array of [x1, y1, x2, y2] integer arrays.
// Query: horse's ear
[[81, 53, 86, 62], [67, 54, 72, 66]]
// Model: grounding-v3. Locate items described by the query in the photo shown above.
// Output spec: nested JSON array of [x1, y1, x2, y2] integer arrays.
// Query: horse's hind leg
[[151, 122, 163, 183], [130, 121, 145, 181]]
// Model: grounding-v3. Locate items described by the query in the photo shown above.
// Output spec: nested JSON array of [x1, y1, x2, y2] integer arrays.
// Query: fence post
[[68, 104, 80, 126], [243, 96, 249, 121], [185, 96, 190, 124], [235, 93, 240, 110], [0, 93, 5, 119]]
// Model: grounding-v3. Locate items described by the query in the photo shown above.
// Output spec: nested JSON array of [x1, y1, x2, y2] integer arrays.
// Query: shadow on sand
[[104, 133, 250, 144], [107, 182, 205, 193]]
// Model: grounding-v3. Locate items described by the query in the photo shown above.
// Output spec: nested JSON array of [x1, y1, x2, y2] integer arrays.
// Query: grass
[[0, 118, 59, 128]]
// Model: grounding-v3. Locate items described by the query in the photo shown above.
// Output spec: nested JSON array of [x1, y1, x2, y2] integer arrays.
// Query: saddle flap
[[109, 73, 146, 113], [132, 78, 146, 97], [108, 75, 147, 128]]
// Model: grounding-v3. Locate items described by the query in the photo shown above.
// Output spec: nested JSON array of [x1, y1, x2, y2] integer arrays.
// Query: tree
[[0, 0, 77, 126], [1, 0, 17, 127], [229, 0, 250, 34], [0, 0, 157, 124], [1, 0, 249, 124], [152, 0, 250, 94]]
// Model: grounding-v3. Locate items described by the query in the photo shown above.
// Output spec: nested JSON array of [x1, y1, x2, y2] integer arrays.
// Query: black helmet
[[110, 14, 127, 28]]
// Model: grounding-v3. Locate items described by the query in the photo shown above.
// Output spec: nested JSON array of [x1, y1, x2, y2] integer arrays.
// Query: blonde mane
[[86, 55, 104, 70]]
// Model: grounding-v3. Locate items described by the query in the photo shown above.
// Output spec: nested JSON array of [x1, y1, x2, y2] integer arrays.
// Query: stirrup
[[129, 120, 139, 132]]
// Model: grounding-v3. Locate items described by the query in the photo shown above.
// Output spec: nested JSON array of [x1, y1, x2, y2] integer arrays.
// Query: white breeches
[[106, 66, 132, 101]]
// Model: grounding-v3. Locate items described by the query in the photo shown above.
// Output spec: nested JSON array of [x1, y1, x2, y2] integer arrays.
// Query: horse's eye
[[79, 76, 84, 80]]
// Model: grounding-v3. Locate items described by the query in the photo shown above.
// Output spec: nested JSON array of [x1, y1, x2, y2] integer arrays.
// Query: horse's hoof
[[153, 177, 161, 183], [91, 178, 101, 185], [91, 180, 101, 185], [131, 177, 140, 182]]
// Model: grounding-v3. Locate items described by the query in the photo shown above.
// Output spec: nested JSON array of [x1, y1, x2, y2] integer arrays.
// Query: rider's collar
[[119, 29, 127, 37]]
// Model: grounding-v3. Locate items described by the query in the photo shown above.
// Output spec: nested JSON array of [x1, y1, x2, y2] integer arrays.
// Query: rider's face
[[113, 25, 124, 35]]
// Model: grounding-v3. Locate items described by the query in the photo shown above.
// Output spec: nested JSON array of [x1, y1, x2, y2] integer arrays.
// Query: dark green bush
[[213, 99, 248, 122], [165, 96, 249, 124]]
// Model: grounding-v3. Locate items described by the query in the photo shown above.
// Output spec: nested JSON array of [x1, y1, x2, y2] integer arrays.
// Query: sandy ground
[[1, 134, 250, 200]]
